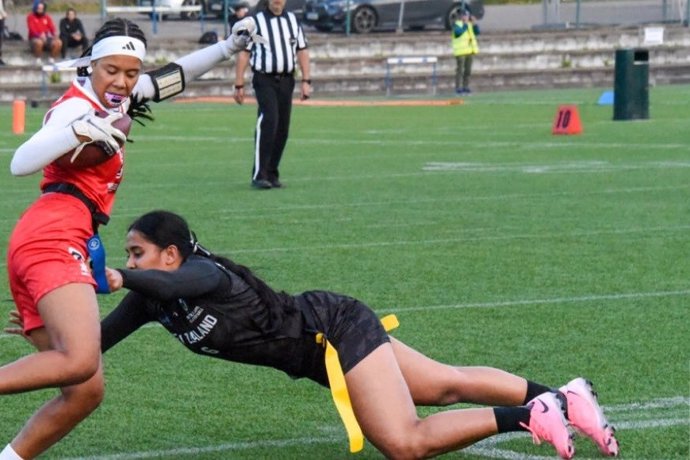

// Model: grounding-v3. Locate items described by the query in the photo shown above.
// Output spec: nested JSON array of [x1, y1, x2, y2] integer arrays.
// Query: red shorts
[[7, 193, 97, 333]]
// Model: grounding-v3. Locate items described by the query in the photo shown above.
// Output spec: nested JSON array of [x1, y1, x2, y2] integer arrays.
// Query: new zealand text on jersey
[[175, 314, 218, 345]]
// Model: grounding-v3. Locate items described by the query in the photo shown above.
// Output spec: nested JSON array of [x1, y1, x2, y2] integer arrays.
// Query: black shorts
[[216, 290, 390, 388], [293, 290, 390, 386]]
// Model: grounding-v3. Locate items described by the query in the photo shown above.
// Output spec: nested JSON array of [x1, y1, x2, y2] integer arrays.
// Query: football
[[55, 111, 132, 169]]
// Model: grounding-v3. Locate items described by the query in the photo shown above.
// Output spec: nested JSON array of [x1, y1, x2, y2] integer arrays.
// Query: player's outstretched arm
[[132, 18, 262, 103]]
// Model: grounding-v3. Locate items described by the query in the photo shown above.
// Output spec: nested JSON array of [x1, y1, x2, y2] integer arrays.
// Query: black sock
[[493, 406, 531, 433], [555, 390, 569, 420], [523, 381, 570, 419], [523, 380, 553, 405]]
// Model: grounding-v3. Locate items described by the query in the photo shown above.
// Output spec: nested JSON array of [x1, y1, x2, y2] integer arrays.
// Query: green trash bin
[[613, 48, 649, 120]]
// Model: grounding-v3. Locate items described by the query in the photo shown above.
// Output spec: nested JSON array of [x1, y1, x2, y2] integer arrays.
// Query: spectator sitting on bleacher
[[59, 7, 89, 59], [27, 1, 62, 64]]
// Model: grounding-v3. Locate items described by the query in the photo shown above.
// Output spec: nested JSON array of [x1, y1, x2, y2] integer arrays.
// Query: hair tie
[[189, 231, 212, 257]]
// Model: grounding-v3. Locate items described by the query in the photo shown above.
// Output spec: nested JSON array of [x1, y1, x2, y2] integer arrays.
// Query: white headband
[[91, 36, 146, 62], [52, 36, 146, 70]]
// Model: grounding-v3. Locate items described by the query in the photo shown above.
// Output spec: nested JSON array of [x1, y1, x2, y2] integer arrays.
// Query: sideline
[[173, 96, 465, 106]]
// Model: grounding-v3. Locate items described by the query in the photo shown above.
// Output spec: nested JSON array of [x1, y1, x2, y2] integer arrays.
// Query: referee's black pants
[[252, 72, 295, 182]]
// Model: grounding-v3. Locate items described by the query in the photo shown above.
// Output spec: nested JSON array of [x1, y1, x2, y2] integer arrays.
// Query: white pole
[[397, 0, 405, 34]]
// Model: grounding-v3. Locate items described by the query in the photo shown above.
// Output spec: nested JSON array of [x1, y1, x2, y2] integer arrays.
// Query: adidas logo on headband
[[90, 36, 147, 62]]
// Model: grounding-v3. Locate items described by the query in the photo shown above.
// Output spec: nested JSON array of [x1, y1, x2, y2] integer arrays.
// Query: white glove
[[224, 17, 267, 55], [70, 111, 126, 160]]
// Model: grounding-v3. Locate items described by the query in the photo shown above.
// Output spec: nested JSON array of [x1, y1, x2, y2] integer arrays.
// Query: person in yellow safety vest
[[452, 9, 479, 95]]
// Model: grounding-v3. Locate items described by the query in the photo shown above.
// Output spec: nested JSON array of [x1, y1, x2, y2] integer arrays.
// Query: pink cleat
[[560, 377, 619, 457], [520, 391, 575, 460]]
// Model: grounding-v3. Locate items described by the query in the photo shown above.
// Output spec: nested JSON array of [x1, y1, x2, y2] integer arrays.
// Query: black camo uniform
[[245, 5, 307, 185], [101, 255, 389, 386]]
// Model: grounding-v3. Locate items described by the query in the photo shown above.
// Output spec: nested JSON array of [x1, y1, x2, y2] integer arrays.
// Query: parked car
[[136, 0, 205, 20], [206, 0, 305, 19], [303, 0, 477, 33]]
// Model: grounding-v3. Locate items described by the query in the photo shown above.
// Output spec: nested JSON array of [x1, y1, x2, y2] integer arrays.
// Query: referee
[[233, 0, 312, 189]]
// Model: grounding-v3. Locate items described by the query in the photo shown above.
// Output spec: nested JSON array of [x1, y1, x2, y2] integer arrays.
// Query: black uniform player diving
[[8, 210, 617, 459]]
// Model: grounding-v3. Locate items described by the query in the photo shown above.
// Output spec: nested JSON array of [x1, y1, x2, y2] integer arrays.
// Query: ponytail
[[189, 233, 293, 309]]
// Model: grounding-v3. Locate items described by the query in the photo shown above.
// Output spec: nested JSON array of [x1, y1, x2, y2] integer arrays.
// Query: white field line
[[468, 416, 690, 460], [60, 437, 339, 460], [1, 288, 689, 341], [2, 183, 688, 212], [2, 222, 689, 268], [422, 160, 690, 173], [59, 397, 689, 459], [378, 289, 690, 314], [81, 134, 690, 152], [224, 224, 690, 254]]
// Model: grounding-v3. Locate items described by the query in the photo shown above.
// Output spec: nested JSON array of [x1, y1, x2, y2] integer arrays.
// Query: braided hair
[[128, 210, 293, 309]]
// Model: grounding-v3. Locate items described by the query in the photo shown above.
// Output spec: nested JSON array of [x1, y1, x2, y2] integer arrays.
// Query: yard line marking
[[296, 137, 690, 151], [7, 219, 679, 267], [60, 436, 339, 460], [0, 220, 649, 270], [220, 224, 690, 255], [0, 323, 162, 340], [58, 397, 689, 459], [423, 160, 690, 173], [128, 183, 690, 208], [468, 417, 690, 459], [1, 222, 688, 271], [1, 288, 688, 341], [615, 417, 689, 429], [606, 396, 689, 412], [3, 180, 682, 231], [380, 289, 690, 313], [1, 181, 687, 209]]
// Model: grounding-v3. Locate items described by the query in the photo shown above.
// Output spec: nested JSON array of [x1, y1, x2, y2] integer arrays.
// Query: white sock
[[0, 445, 23, 460]]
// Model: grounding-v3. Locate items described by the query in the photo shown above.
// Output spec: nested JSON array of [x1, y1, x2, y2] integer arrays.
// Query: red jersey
[[40, 81, 125, 218], [7, 80, 128, 331], [27, 12, 57, 39]]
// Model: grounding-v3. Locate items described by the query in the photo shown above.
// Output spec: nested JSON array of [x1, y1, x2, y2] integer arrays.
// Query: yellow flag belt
[[315, 314, 400, 453]]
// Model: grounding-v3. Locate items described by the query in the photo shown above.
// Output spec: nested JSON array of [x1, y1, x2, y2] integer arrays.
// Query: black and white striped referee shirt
[[249, 8, 308, 75]]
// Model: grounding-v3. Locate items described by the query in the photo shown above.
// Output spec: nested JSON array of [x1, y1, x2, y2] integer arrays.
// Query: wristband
[[302, 79, 312, 84], [234, 84, 244, 90]]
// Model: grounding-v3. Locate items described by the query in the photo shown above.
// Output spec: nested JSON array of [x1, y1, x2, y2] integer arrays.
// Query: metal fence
[[536, 0, 689, 28]]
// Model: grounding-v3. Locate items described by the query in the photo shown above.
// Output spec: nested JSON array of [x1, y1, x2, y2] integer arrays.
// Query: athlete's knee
[[62, 372, 105, 417], [415, 366, 468, 406], [375, 428, 431, 460], [58, 348, 101, 385], [77, 377, 105, 413], [437, 366, 473, 404]]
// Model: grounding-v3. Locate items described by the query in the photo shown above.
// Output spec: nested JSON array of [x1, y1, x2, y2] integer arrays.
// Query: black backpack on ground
[[198, 31, 218, 44]]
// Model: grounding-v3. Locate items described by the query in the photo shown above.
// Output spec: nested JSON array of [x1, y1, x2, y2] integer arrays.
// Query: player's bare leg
[[346, 343, 500, 459]]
